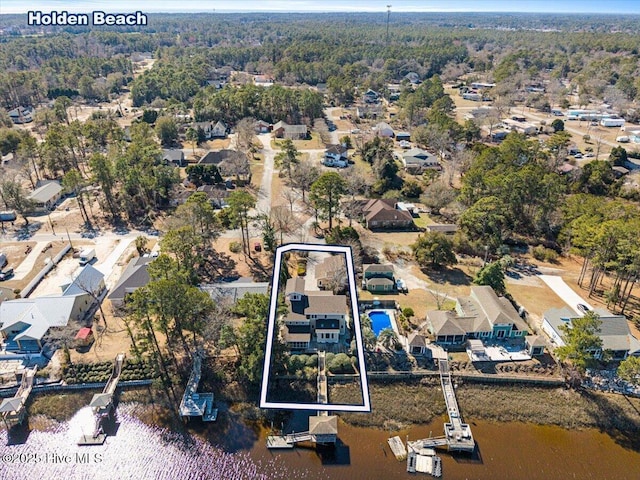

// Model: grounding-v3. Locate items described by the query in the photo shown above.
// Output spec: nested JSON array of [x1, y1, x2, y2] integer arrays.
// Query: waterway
[[1, 402, 639, 480]]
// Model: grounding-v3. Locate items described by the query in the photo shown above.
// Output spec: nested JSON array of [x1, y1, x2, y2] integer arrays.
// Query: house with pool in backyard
[[406, 286, 544, 361]]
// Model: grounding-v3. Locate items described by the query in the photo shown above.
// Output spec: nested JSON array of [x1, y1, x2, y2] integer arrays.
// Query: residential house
[[254, 74, 274, 87], [502, 118, 538, 136], [0, 265, 105, 352], [359, 198, 415, 230], [363, 89, 380, 104], [374, 122, 395, 138], [193, 121, 214, 139], [210, 121, 228, 139], [401, 148, 441, 173], [542, 307, 640, 360], [323, 144, 348, 167], [255, 120, 271, 134], [163, 149, 187, 167], [426, 286, 529, 346], [272, 121, 308, 140], [281, 277, 348, 350], [199, 149, 251, 180], [8, 106, 34, 124], [28, 180, 63, 211], [315, 255, 347, 291], [107, 256, 154, 310], [362, 264, 395, 293], [196, 184, 230, 208], [201, 277, 269, 304], [356, 104, 383, 120]]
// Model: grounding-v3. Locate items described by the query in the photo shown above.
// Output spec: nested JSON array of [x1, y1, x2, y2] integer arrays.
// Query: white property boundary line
[[259, 243, 371, 412]]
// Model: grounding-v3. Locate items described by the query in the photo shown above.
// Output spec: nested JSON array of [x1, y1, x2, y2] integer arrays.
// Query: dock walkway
[[409, 358, 475, 457], [179, 350, 218, 422]]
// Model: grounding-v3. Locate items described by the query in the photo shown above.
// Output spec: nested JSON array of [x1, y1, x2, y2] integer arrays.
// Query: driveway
[[538, 275, 593, 315]]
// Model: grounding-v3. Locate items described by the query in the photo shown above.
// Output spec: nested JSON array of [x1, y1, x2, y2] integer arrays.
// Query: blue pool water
[[368, 310, 393, 336]]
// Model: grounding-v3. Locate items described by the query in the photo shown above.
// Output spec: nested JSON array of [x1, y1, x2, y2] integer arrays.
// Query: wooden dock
[[0, 365, 37, 428], [179, 350, 218, 422], [78, 353, 125, 445], [388, 436, 407, 460], [407, 445, 442, 477]]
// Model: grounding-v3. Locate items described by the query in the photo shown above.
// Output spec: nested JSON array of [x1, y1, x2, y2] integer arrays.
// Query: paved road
[[255, 133, 276, 215], [12, 241, 49, 280]]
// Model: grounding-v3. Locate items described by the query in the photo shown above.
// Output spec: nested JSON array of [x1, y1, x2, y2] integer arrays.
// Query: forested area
[[2, 13, 639, 110]]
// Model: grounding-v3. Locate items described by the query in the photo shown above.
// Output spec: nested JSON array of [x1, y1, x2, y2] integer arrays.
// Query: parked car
[[577, 303, 590, 314], [0, 268, 14, 281]]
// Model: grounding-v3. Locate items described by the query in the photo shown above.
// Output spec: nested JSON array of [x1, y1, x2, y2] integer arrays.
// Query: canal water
[[1, 403, 639, 480]]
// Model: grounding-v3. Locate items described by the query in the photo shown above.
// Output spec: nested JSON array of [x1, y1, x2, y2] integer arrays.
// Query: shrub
[[229, 241, 242, 253], [402, 307, 415, 319], [532, 245, 559, 263]]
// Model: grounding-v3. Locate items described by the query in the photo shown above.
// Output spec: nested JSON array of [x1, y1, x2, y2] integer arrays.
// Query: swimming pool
[[368, 310, 393, 336]]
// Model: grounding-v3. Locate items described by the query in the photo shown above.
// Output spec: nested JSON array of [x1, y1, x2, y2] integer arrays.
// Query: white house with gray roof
[[28, 180, 63, 211], [542, 307, 640, 360], [0, 265, 104, 353]]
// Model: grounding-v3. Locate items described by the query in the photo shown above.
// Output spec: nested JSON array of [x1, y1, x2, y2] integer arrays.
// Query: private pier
[[267, 351, 338, 449], [406, 357, 474, 476], [408, 357, 474, 452], [179, 349, 218, 422], [0, 365, 37, 428], [79, 353, 125, 445]]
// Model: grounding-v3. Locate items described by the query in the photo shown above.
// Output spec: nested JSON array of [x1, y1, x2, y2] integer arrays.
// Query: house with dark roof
[[542, 307, 640, 360], [8, 106, 34, 124], [107, 256, 153, 310], [362, 264, 395, 293], [199, 149, 250, 180], [425, 286, 530, 347], [359, 199, 414, 230], [196, 184, 230, 208], [281, 277, 348, 350], [363, 89, 380, 104], [272, 121, 308, 140]]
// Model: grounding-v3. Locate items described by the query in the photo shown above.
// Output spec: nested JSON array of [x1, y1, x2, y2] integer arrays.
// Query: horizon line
[[2, 10, 640, 15]]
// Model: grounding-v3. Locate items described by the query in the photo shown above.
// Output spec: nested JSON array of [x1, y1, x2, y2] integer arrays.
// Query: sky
[[1, 0, 639, 15]]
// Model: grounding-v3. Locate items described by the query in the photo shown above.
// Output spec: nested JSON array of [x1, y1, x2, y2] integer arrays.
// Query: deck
[[0, 365, 37, 427]]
